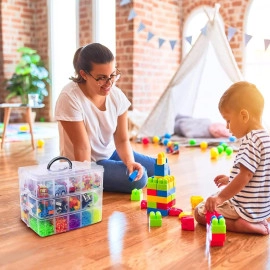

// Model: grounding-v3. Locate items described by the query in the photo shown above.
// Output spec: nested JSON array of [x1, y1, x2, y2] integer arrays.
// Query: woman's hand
[[127, 162, 144, 181]]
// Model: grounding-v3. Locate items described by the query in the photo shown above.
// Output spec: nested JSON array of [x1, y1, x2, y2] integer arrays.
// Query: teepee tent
[[137, 5, 243, 138]]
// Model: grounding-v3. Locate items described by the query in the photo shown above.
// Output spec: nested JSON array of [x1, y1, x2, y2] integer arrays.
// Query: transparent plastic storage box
[[19, 156, 104, 237]]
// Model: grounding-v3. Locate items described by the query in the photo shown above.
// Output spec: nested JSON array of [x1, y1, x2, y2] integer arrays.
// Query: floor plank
[[0, 131, 270, 270]]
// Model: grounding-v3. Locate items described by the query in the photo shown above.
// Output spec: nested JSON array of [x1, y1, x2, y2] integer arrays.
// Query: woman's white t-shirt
[[54, 81, 131, 161]]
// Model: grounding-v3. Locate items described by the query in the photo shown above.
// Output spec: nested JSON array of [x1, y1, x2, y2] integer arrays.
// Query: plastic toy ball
[[229, 136, 236, 142], [189, 139, 196, 146], [225, 146, 233, 156], [200, 141, 208, 150], [19, 125, 29, 132], [152, 136, 160, 144], [167, 141, 173, 147], [142, 137, 150, 145], [37, 139, 45, 148], [210, 147, 219, 159], [217, 145, 224, 154], [220, 142, 228, 150], [164, 133, 171, 139], [163, 138, 170, 146]]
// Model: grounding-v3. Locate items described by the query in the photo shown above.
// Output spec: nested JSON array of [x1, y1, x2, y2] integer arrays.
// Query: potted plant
[[5, 46, 51, 105]]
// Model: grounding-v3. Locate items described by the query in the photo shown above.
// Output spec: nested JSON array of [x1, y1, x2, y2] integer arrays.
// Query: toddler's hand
[[205, 195, 222, 213], [214, 175, 229, 188]]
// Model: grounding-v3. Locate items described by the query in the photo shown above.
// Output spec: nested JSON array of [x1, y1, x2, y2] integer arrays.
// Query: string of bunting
[[120, 0, 270, 51]]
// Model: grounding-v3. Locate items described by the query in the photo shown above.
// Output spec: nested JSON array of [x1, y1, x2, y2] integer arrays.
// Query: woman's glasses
[[87, 68, 121, 86]]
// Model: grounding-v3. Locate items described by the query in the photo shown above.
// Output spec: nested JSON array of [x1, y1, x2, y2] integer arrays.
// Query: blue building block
[[129, 170, 138, 182], [154, 163, 169, 176]]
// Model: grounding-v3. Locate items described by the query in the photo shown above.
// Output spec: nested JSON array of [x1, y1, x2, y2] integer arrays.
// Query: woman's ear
[[240, 109, 249, 123], [79, 70, 87, 81]]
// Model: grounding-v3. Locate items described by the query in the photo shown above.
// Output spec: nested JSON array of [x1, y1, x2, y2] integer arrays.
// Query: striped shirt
[[229, 129, 270, 222]]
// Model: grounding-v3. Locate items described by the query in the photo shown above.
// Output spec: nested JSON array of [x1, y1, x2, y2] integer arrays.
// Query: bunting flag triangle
[[128, 8, 137, 21], [137, 22, 146, 32], [244, 34, 253, 46], [147, 32, 154, 41], [185, 36, 192, 45], [264, 39, 270, 51], [227, 27, 237, 42], [169, 40, 177, 50], [120, 0, 131, 6], [158, 38, 165, 48], [200, 25, 207, 36]]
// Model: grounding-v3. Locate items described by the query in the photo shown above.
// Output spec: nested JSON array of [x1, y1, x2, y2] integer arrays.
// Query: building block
[[210, 233, 226, 247], [179, 211, 192, 219], [156, 152, 166, 165], [147, 189, 157, 196], [190, 195, 204, 209], [157, 186, 176, 197], [157, 199, 175, 210], [147, 208, 169, 216], [147, 201, 157, 209], [129, 170, 138, 182], [211, 216, 226, 234], [181, 216, 195, 231], [154, 163, 169, 176], [168, 207, 183, 216], [149, 211, 162, 227], [147, 177, 158, 189], [131, 189, 143, 201], [157, 178, 169, 190], [140, 200, 147, 209]]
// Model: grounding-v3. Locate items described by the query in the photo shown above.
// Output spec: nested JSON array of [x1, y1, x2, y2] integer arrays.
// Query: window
[[48, 0, 79, 119], [244, 0, 270, 127]]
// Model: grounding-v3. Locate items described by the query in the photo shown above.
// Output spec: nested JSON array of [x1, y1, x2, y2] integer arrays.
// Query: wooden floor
[[1, 134, 270, 270]]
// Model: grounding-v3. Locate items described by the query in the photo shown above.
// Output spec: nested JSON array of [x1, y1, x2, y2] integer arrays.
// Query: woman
[[55, 43, 156, 193]]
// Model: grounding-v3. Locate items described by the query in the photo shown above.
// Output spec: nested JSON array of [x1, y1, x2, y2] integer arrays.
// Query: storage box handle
[[47, 156, 72, 171]]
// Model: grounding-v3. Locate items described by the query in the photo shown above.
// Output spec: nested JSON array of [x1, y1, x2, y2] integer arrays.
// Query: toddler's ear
[[240, 109, 249, 123]]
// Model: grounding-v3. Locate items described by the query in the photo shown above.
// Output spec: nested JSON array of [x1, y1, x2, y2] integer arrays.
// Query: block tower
[[146, 152, 176, 216], [206, 211, 226, 246]]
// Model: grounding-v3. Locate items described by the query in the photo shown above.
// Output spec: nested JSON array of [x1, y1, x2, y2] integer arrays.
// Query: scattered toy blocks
[[149, 211, 162, 227]]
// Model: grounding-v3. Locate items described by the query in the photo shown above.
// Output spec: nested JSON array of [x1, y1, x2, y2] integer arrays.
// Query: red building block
[[141, 200, 147, 209], [168, 207, 183, 216], [210, 233, 226, 246], [181, 216, 194, 231]]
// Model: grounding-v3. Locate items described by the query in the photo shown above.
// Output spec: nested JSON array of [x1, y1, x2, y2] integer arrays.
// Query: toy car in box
[[19, 156, 104, 237]]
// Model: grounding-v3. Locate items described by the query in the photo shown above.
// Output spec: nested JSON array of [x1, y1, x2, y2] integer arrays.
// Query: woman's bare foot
[[226, 218, 269, 235]]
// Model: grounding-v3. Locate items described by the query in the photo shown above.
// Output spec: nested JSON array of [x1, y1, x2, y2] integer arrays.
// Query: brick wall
[[0, 0, 250, 122]]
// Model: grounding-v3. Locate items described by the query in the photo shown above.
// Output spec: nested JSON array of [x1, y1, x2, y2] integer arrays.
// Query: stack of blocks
[[147, 152, 176, 217], [206, 211, 226, 246]]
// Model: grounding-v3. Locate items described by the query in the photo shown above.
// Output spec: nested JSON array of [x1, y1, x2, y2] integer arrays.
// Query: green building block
[[149, 211, 162, 227], [147, 177, 158, 189], [147, 201, 157, 208], [157, 178, 168, 191], [131, 188, 143, 201], [211, 217, 226, 234]]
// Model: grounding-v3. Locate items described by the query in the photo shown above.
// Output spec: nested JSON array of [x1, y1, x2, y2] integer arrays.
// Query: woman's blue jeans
[[96, 150, 156, 193]]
